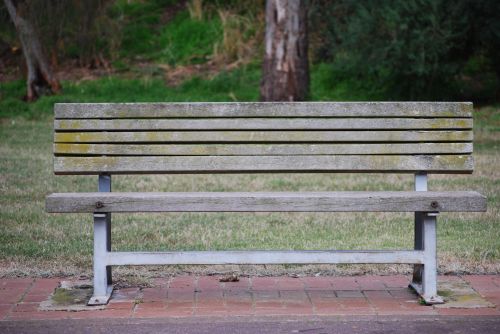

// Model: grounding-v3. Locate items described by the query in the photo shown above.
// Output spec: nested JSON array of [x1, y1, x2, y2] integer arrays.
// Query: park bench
[[46, 102, 486, 306]]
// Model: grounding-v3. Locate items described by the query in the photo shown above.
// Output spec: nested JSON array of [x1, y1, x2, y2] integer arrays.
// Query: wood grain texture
[[53, 142, 473, 156], [53, 155, 474, 174], [54, 130, 473, 143], [45, 191, 487, 212], [54, 102, 473, 119], [54, 118, 473, 131]]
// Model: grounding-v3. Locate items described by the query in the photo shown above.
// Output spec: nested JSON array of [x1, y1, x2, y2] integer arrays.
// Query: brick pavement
[[1, 275, 499, 320]]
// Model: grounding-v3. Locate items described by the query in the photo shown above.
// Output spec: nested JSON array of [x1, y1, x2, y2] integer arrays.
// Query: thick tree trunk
[[260, 0, 309, 101], [4, 0, 61, 102]]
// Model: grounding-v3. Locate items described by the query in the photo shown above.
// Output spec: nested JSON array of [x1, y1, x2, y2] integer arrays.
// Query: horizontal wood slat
[[54, 102, 472, 119], [105, 250, 425, 265], [53, 155, 474, 174], [54, 143, 473, 156], [54, 130, 473, 143], [45, 191, 487, 212], [54, 118, 473, 131]]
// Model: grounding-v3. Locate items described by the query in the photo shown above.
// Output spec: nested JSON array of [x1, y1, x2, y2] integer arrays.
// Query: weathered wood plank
[[53, 155, 474, 174], [53, 143, 473, 156], [45, 191, 487, 212], [105, 250, 425, 265], [54, 102, 473, 119], [54, 130, 473, 143], [54, 118, 473, 131]]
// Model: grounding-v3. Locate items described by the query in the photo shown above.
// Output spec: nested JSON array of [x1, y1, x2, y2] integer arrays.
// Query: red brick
[[135, 301, 166, 310], [364, 290, 393, 300], [339, 298, 371, 309], [106, 301, 134, 310], [379, 275, 410, 288], [29, 279, 59, 294], [223, 277, 250, 290], [169, 276, 195, 289], [167, 301, 194, 308], [355, 276, 386, 290], [251, 277, 277, 290], [276, 277, 304, 290], [330, 277, 358, 290], [255, 300, 282, 308], [7, 311, 71, 320], [336, 290, 364, 298], [197, 276, 221, 290], [254, 307, 290, 315], [0, 292, 24, 304], [280, 290, 308, 302], [195, 306, 227, 316], [302, 277, 333, 290], [22, 293, 49, 303], [162, 307, 193, 317], [141, 287, 167, 302], [253, 290, 279, 301], [224, 289, 251, 301], [388, 288, 418, 300], [196, 299, 225, 308], [111, 287, 141, 302], [283, 303, 313, 315], [167, 290, 194, 302], [13, 303, 39, 312], [226, 303, 253, 316], [84, 309, 132, 319], [307, 290, 337, 302], [0, 304, 13, 320], [133, 309, 169, 318]]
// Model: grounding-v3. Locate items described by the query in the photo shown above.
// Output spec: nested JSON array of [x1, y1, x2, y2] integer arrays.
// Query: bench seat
[[46, 191, 486, 213]]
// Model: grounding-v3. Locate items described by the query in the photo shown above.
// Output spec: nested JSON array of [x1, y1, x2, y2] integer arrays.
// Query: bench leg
[[412, 212, 424, 285], [88, 213, 113, 305], [410, 213, 444, 304]]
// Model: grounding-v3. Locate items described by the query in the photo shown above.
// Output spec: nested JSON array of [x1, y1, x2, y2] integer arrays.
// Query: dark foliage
[[310, 0, 500, 102]]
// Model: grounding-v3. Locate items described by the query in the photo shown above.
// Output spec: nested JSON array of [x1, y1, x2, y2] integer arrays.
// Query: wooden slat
[[54, 102, 472, 119], [45, 191, 487, 212], [106, 250, 425, 265], [54, 130, 473, 143], [53, 155, 474, 174], [54, 143, 474, 156], [54, 118, 473, 131]]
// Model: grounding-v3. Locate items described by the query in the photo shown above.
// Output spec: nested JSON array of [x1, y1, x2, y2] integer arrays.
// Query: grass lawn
[[0, 104, 498, 281]]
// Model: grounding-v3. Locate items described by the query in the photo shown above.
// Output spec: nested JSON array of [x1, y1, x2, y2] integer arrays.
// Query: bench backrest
[[53, 102, 474, 175]]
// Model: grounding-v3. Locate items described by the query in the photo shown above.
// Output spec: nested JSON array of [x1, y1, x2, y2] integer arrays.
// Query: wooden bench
[[46, 102, 487, 306]]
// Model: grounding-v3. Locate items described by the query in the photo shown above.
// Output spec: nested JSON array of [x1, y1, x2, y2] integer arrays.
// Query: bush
[[311, 0, 500, 102]]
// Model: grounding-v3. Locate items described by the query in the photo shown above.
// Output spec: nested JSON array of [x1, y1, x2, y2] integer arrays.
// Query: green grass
[[0, 64, 261, 119], [112, 0, 222, 64], [0, 63, 384, 119], [0, 107, 498, 278]]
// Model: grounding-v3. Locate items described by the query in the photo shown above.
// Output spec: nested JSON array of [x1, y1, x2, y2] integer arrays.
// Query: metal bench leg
[[409, 172, 443, 304], [88, 174, 113, 305], [421, 213, 443, 304]]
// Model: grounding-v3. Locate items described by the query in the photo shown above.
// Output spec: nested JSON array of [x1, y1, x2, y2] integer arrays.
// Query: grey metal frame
[[409, 172, 444, 304], [88, 174, 113, 305], [87, 172, 444, 305]]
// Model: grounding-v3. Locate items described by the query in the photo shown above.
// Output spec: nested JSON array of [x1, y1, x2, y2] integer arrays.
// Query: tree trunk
[[260, 0, 309, 101], [4, 0, 61, 102]]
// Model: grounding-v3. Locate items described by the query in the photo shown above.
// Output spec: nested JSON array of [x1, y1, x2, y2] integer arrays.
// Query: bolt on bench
[[46, 102, 486, 305]]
